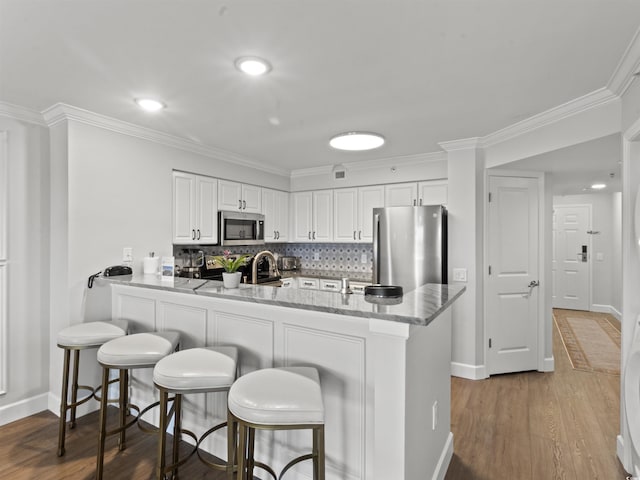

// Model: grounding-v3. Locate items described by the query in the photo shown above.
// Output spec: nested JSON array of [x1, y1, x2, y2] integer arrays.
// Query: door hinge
[[488, 192, 492, 202], [489, 338, 492, 348]]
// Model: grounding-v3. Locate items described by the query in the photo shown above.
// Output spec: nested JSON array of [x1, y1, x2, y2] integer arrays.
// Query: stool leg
[[172, 393, 182, 479], [57, 348, 71, 457], [237, 422, 247, 480], [96, 366, 110, 480], [118, 369, 128, 451], [156, 389, 169, 480], [69, 349, 81, 429], [227, 410, 237, 479], [314, 425, 325, 480], [247, 427, 255, 480]]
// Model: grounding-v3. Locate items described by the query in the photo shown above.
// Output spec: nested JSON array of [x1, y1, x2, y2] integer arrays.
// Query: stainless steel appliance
[[277, 256, 300, 271], [373, 205, 447, 292], [219, 211, 265, 246]]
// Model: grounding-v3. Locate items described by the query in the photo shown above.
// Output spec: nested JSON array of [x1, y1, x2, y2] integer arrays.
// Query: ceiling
[[1, 1, 640, 177]]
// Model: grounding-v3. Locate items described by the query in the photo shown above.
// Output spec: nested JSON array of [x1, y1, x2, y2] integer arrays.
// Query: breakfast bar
[[103, 275, 464, 480]]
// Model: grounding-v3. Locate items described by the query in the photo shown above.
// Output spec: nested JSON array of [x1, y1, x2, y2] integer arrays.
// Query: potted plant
[[212, 250, 251, 288]]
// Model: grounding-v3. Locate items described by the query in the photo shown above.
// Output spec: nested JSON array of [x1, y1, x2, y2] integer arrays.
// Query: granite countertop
[[102, 274, 464, 327], [280, 269, 373, 283]]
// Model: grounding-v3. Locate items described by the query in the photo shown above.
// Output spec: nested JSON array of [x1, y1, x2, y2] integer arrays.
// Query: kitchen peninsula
[[103, 275, 464, 480]]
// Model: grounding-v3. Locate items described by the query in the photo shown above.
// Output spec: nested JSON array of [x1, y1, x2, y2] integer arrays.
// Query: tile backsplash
[[173, 243, 373, 273]]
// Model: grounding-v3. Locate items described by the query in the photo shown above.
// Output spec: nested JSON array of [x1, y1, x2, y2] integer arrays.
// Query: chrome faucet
[[251, 250, 280, 284]]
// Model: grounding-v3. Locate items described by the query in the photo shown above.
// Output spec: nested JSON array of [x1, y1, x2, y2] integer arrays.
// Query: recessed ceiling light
[[235, 56, 272, 76], [135, 98, 166, 112], [591, 183, 607, 190], [329, 132, 385, 151]]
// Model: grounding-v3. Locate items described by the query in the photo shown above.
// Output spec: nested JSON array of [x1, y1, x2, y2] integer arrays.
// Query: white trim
[[608, 25, 640, 96], [450, 362, 488, 380], [0, 393, 49, 426], [0, 102, 47, 126], [438, 137, 482, 152], [47, 392, 100, 422], [591, 304, 623, 321], [542, 355, 555, 372], [41, 103, 289, 177], [0, 263, 6, 395], [481, 88, 618, 148], [432, 432, 454, 480]]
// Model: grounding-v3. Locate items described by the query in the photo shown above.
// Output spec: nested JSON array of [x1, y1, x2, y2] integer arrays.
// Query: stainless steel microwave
[[219, 211, 265, 246]]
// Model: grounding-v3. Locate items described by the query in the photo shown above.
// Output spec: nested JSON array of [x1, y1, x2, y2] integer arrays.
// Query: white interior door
[[552, 205, 590, 310], [487, 175, 540, 375]]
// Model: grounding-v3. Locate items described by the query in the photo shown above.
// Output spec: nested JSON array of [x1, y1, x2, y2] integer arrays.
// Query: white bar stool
[[227, 367, 325, 480], [56, 319, 129, 457], [152, 346, 238, 480], [95, 331, 180, 480]]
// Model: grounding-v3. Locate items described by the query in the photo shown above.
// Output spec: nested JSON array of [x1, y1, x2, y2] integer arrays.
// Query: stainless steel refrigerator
[[372, 205, 447, 291]]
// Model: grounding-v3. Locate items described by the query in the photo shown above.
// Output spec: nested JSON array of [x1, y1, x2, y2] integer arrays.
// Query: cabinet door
[[218, 180, 243, 211], [173, 171, 196, 244], [292, 192, 313, 241], [275, 190, 289, 242], [262, 188, 277, 242], [313, 190, 333, 242], [333, 188, 358, 242], [384, 182, 418, 207], [357, 185, 385, 242], [196, 176, 218, 243], [241, 184, 262, 213], [418, 180, 447, 206]]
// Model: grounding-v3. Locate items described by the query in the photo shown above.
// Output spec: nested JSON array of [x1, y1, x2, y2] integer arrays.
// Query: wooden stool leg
[[96, 366, 110, 480], [69, 349, 80, 428], [172, 394, 182, 479], [118, 369, 128, 451], [156, 389, 169, 480], [57, 348, 71, 457]]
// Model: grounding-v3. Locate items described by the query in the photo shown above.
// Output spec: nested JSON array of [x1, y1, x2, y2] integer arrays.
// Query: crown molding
[[608, 25, 640, 96], [438, 137, 482, 152], [41, 103, 290, 177], [290, 150, 446, 178], [0, 102, 47, 126], [480, 87, 618, 148]]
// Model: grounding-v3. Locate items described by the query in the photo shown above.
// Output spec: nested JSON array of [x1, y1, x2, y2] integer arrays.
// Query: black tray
[[364, 285, 403, 298]]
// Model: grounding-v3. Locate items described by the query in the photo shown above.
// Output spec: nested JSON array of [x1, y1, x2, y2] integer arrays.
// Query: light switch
[[453, 268, 467, 282], [313, 252, 320, 261], [361, 253, 368, 264]]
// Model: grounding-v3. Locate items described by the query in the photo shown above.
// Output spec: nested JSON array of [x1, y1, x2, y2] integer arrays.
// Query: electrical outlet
[[123, 247, 133, 266], [361, 253, 367, 264], [313, 252, 320, 261], [453, 268, 467, 282]]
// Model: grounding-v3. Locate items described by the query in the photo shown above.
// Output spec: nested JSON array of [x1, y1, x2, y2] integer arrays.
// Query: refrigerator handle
[[373, 213, 380, 283]]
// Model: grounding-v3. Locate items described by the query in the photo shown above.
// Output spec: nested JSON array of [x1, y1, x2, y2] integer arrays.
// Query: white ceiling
[[1, 1, 640, 177]]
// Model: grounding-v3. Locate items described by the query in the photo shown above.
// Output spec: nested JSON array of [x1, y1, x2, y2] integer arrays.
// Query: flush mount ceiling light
[[329, 132, 385, 151], [235, 56, 272, 76], [591, 183, 607, 190], [135, 98, 166, 112]]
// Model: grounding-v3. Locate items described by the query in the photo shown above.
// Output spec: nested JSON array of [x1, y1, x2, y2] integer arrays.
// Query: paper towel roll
[[143, 256, 160, 275]]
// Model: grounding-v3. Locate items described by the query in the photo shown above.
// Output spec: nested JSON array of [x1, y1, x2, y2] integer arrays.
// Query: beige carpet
[[553, 309, 621, 375]]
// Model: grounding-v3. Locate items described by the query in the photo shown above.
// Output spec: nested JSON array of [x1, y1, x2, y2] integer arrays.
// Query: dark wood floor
[[0, 320, 629, 479]]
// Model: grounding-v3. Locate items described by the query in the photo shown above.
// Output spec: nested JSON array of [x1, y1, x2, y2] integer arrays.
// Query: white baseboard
[[451, 362, 487, 380], [0, 393, 48, 426], [47, 391, 101, 419], [591, 304, 622, 321], [432, 432, 454, 480], [542, 355, 555, 372]]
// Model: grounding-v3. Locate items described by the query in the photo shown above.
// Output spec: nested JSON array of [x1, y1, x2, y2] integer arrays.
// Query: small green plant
[[213, 250, 251, 273]]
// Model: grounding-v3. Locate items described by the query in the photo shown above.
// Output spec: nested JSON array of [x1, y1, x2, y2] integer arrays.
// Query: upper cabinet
[[384, 180, 447, 207], [334, 186, 384, 242], [292, 190, 333, 242], [218, 180, 262, 213], [173, 171, 218, 244], [262, 188, 289, 242]]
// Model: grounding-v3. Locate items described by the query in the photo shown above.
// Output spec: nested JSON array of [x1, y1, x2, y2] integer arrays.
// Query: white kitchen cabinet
[[298, 277, 319, 290], [218, 180, 261, 213], [334, 186, 384, 242], [173, 171, 218, 244], [384, 180, 447, 207], [291, 190, 333, 242], [262, 188, 289, 242]]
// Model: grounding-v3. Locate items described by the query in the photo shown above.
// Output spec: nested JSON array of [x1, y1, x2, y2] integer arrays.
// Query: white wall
[[613, 192, 622, 315], [0, 115, 50, 424], [553, 193, 620, 314]]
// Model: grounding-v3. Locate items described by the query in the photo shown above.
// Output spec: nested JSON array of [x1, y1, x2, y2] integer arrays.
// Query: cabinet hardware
[[243, 200, 246, 210], [192, 229, 196, 240], [312, 231, 316, 240], [197, 229, 201, 240], [276, 231, 280, 239], [358, 231, 362, 240], [419, 198, 423, 205], [413, 199, 416, 206], [308, 231, 311, 240], [274, 230, 277, 239], [489, 338, 492, 348], [238, 200, 242, 209], [353, 231, 356, 240]]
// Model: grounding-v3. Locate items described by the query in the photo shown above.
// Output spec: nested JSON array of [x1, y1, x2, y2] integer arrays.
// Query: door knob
[[522, 280, 540, 298]]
